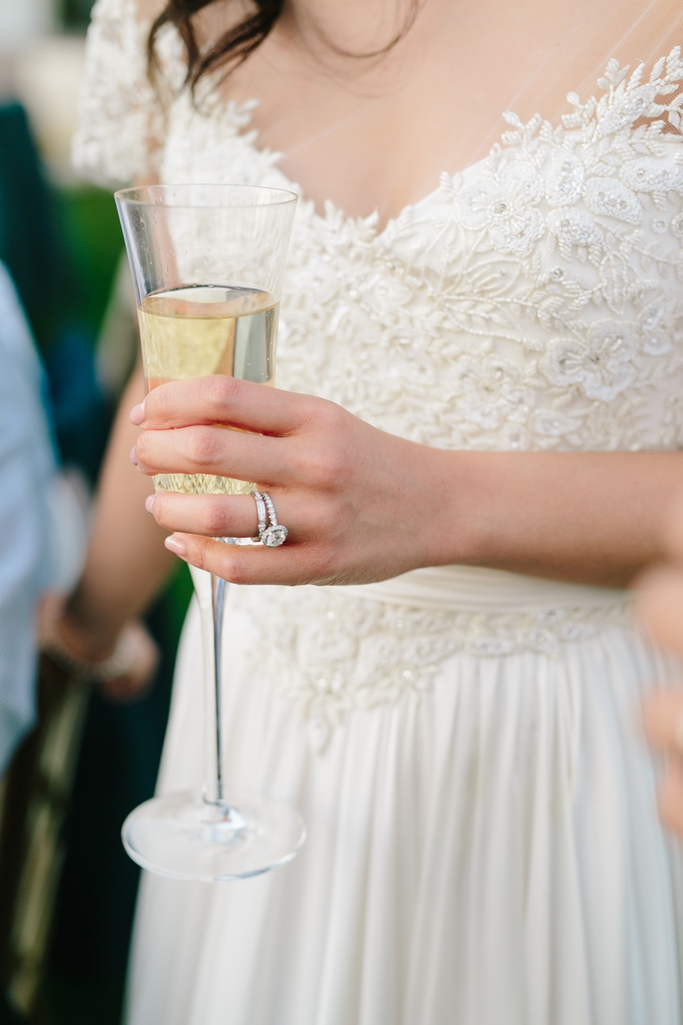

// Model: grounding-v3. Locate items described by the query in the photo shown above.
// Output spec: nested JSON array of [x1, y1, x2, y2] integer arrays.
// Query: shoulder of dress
[[72, 0, 186, 184], [498, 46, 683, 159]]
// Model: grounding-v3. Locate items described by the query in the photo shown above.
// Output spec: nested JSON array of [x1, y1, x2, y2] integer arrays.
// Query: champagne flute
[[115, 183, 304, 881]]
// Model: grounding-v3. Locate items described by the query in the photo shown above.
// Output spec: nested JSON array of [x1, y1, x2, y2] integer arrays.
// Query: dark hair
[[148, 1, 419, 91], [148, 1, 282, 90]]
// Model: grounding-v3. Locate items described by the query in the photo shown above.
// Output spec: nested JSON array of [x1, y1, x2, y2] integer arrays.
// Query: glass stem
[[189, 565, 228, 810], [211, 573, 227, 806]]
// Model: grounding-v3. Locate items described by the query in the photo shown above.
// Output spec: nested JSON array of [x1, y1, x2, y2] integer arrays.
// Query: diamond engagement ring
[[251, 491, 288, 547]]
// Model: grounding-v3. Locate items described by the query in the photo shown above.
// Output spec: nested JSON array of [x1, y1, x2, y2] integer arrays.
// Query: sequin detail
[[238, 587, 631, 748]]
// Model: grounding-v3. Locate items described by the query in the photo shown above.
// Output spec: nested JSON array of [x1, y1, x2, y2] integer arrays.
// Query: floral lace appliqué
[[74, 19, 681, 738], [238, 588, 630, 749], [270, 50, 683, 455], [75, 14, 683, 453]]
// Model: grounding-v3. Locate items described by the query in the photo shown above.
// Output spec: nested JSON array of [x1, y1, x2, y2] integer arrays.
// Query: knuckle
[[328, 442, 352, 482], [135, 431, 153, 465], [290, 445, 347, 493], [141, 388, 158, 422], [313, 398, 345, 434], [204, 374, 238, 413], [148, 383, 170, 421], [151, 495, 169, 525], [186, 426, 221, 467], [210, 548, 248, 584], [185, 538, 207, 572], [312, 405, 353, 485], [224, 560, 250, 585], [310, 441, 349, 489], [203, 499, 229, 536], [305, 541, 340, 582]]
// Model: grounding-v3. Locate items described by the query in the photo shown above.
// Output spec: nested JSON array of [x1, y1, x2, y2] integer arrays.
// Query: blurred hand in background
[[638, 494, 683, 835], [38, 590, 158, 703]]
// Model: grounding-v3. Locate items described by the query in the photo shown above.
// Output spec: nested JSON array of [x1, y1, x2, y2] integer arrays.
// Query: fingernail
[[165, 535, 187, 558], [145, 494, 155, 513], [130, 401, 146, 425], [130, 445, 138, 466]]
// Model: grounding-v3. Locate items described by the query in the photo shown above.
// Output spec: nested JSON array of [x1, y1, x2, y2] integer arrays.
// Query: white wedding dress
[[75, 2, 683, 1022]]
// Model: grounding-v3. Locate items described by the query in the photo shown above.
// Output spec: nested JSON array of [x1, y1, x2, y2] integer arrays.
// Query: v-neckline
[[187, 46, 680, 243], [213, 96, 498, 243]]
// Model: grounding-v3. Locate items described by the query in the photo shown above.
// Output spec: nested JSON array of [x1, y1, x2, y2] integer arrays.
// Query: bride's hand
[[131, 376, 457, 586]]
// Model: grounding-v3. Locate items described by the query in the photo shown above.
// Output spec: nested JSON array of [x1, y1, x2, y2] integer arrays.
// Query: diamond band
[[252, 492, 267, 541], [251, 491, 288, 547]]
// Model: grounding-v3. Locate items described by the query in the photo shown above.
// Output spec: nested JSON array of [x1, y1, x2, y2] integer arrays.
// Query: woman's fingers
[[641, 687, 683, 837], [149, 489, 341, 546], [637, 492, 683, 837], [135, 424, 291, 485], [657, 754, 683, 835], [663, 490, 683, 562], [642, 689, 683, 752], [164, 533, 339, 586], [132, 376, 319, 435], [148, 491, 262, 539], [636, 565, 683, 655]]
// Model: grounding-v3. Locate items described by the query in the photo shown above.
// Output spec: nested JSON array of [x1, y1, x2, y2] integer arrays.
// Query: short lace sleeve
[[72, 0, 171, 183]]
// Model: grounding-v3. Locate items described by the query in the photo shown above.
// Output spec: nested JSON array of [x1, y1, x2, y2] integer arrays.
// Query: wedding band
[[252, 491, 267, 541], [252, 491, 288, 547]]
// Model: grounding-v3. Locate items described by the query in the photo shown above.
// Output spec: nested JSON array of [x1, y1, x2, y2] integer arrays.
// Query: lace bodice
[[74, 0, 683, 454], [74, 0, 683, 740]]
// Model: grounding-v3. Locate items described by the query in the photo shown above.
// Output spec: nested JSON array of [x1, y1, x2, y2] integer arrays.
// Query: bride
[[65, 0, 683, 1020]]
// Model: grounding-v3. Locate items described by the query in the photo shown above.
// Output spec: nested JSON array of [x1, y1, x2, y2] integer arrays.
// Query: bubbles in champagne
[[137, 284, 278, 496]]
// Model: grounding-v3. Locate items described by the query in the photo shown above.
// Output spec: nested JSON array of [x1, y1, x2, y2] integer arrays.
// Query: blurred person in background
[[0, 257, 84, 1024], [0, 226, 156, 717], [0, 261, 57, 1025], [0, 255, 155, 1023], [0, 261, 56, 779], [640, 502, 683, 838], [0, 8, 187, 1020]]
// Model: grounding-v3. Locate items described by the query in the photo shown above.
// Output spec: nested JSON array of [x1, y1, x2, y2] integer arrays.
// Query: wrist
[[414, 447, 486, 568], [40, 593, 157, 686], [59, 611, 117, 663], [61, 589, 125, 661]]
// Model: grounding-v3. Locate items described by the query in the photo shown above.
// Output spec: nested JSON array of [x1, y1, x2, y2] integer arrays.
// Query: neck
[[280, 0, 421, 58]]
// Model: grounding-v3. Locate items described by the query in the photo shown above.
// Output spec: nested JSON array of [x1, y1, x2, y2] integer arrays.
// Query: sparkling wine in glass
[[115, 183, 304, 881], [138, 283, 278, 495]]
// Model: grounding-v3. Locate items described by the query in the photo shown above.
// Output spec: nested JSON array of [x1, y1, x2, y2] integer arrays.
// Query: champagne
[[137, 285, 278, 495]]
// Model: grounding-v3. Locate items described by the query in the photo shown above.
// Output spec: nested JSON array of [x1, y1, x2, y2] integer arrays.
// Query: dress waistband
[[339, 564, 629, 613]]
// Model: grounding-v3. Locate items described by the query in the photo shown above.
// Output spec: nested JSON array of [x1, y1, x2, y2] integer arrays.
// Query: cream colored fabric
[[74, 1, 683, 1021], [127, 591, 683, 1025]]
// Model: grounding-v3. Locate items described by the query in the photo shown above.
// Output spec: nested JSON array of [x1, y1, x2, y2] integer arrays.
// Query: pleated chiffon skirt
[[126, 567, 683, 1025]]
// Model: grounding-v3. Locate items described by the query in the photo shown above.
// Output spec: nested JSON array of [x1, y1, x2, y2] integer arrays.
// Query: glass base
[[122, 789, 306, 882]]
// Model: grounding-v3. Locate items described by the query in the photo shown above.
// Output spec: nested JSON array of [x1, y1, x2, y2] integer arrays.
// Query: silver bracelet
[[42, 620, 146, 684]]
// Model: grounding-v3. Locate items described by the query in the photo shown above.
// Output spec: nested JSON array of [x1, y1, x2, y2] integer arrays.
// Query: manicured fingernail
[[130, 401, 146, 425], [145, 494, 155, 513], [165, 535, 187, 558], [130, 445, 138, 465]]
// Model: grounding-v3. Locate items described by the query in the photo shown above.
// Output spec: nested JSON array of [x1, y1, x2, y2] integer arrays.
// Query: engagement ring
[[252, 490, 288, 547]]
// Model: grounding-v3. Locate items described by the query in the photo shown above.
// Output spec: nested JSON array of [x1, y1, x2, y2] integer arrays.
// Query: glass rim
[[114, 182, 298, 210]]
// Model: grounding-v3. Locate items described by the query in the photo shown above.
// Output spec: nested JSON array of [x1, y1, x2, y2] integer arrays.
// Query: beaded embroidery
[[237, 587, 631, 748], [73, 2, 680, 735], [73, 2, 683, 455]]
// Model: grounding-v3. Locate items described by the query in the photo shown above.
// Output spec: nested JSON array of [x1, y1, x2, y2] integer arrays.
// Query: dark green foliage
[[59, 0, 97, 29]]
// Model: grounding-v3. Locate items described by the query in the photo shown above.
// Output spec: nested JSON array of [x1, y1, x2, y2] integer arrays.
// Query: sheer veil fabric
[[74, 0, 683, 1022]]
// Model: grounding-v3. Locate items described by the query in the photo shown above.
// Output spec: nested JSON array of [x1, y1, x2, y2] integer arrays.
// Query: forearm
[[441, 449, 683, 588], [64, 364, 175, 657], [129, 377, 683, 591]]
